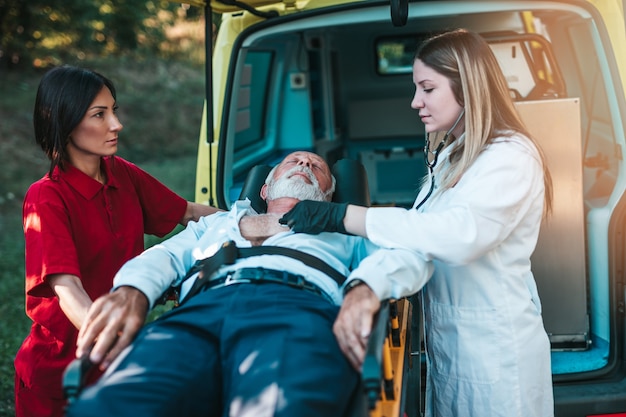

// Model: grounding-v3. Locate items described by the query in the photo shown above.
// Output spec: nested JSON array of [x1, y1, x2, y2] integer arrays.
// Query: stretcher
[[63, 301, 418, 416]]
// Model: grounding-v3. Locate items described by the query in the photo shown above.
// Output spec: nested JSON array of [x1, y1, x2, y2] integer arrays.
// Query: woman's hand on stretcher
[[76, 286, 149, 371], [333, 283, 380, 371]]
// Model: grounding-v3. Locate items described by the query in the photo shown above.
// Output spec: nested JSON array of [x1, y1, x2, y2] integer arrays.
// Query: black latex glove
[[279, 200, 348, 234]]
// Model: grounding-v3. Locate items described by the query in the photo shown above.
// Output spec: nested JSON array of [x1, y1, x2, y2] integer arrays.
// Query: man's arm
[[335, 245, 432, 370], [349, 243, 432, 303], [76, 216, 214, 369], [333, 283, 380, 370]]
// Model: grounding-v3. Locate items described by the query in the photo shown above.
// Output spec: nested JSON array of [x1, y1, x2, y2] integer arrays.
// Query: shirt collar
[[230, 199, 258, 221], [101, 156, 120, 189], [53, 156, 119, 200]]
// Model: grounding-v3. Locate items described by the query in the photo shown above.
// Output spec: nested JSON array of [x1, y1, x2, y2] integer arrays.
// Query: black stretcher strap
[[196, 267, 330, 301], [181, 241, 346, 302]]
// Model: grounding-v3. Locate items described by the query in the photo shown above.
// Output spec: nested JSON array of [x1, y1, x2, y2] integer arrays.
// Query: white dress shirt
[[114, 199, 432, 307]]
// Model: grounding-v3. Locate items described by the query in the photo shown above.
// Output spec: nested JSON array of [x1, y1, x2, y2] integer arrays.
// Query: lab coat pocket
[[430, 301, 500, 384]]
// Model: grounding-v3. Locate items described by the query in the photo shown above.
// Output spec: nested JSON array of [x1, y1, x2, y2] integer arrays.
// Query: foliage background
[[0, 0, 210, 69], [0, 2, 219, 415]]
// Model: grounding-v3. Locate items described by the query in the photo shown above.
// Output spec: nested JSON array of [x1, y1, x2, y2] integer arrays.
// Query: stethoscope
[[414, 109, 465, 211]]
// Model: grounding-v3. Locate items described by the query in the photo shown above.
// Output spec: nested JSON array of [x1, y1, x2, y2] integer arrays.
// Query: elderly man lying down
[[66, 151, 432, 417]]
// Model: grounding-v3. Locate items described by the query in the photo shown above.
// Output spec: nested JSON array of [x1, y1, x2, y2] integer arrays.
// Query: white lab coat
[[365, 133, 554, 417]]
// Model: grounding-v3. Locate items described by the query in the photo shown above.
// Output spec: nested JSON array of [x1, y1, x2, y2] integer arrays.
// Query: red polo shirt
[[15, 155, 186, 399]]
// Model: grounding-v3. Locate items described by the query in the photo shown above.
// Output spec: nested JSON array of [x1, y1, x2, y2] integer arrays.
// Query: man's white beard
[[266, 166, 329, 202]]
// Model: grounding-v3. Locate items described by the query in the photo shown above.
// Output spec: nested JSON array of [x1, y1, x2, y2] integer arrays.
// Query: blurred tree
[[0, 0, 39, 68], [0, 0, 196, 70]]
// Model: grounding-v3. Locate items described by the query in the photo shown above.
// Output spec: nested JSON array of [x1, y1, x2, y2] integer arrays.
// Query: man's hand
[[76, 286, 149, 370], [333, 283, 381, 371], [279, 200, 348, 234]]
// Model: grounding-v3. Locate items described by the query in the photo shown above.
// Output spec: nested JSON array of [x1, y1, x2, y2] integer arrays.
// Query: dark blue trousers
[[66, 283, 359, 417]]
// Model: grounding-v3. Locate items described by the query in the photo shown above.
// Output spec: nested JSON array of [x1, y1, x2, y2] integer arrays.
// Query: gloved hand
[[279, 200, 348, 234]]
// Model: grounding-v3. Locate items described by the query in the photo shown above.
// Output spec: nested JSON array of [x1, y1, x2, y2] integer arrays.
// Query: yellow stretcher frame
[[362, 298, 415, 417]]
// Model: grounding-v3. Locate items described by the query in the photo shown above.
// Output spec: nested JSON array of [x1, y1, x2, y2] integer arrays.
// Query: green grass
[[0, 199, 30, 416], [0, 57, 204, 417]]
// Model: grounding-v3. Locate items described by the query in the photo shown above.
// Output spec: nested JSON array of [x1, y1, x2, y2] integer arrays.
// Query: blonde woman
[[281, 29, 554, 417]]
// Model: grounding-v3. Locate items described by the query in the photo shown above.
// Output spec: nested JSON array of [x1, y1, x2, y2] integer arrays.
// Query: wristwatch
[[343, 279, 365, 295]]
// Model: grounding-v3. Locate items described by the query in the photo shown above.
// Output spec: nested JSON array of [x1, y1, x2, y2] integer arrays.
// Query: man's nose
[[297, 158, 312, 168]]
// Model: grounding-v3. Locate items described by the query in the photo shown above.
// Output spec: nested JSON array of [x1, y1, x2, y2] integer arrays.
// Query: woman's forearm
[[344, 204, 369, 238], [48, 273, 93, 329]]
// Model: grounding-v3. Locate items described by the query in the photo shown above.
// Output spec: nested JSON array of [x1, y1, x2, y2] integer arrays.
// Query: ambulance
[[190, 1, 626, 415]]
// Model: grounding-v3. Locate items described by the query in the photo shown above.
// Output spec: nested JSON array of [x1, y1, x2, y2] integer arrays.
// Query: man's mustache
[[284, 166, 317, 183]]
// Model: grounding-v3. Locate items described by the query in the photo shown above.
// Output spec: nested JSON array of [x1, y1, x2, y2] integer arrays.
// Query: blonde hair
[[416, 29, 552, 216]]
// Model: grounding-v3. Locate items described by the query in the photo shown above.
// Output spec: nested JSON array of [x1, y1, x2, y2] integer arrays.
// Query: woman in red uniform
[[14, 65, 218, 417]]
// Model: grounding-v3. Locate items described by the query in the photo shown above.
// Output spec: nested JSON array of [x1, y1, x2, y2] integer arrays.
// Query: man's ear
[[260, 184, 268, 201]]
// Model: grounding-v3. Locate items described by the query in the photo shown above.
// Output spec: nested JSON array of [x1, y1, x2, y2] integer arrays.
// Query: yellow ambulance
[[190, 1, 626, 415]]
